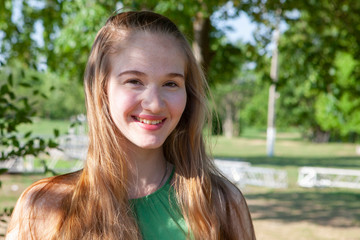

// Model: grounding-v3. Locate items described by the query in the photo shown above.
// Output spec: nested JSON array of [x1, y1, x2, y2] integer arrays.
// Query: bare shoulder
[[21, 173, 75, 208], [6, 172, 78, 239]]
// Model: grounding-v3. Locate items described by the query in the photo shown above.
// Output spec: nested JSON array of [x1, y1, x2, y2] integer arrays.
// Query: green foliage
[[0, 206, 13, 237], [241, 81, 269, 129], [0, 0, 88, 119], [314, 93, 341, 132], [0, 65, 59, 168], [208, 39, 243, 86], [2, 0, 359, 142], [243, 0, 360, 142], [51, 1, 113, 81], [38, 72, 85, 119], [211, 62, 263, 136], [1, 0, 244, 120], [0, 66, 59, 223]]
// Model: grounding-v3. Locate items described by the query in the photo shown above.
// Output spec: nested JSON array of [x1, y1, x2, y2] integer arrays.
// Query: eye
[[125, 79, 143, 85], [164, 81, 179, 87]]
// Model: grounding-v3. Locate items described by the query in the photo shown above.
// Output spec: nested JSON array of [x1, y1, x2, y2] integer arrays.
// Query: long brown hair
[[24, 11, 255, 240]]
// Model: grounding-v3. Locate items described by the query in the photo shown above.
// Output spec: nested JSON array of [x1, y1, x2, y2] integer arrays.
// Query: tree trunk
[[223, 98, 234, 138], [313, 127, 330, 143], [192, 11, 212, 74]]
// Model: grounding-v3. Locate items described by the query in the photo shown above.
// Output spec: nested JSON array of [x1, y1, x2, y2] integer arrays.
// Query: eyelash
[[124, 79, 179, 87], [126, 79, 142, 85], [164, 81, 178, 87]]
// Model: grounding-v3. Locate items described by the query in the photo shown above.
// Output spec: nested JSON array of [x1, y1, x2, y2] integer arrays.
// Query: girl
[[6, 11, 256, 240]]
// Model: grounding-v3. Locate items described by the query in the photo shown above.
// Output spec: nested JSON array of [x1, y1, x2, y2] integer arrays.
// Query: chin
[[135, 142, 164, 150]]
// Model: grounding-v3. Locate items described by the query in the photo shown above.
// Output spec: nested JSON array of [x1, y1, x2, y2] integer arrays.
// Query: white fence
[[0, 134, 87, 174], [298, 167, 360, 189], [242, 166, 288, 188], [214, 159, 250, 185], [215, 159, 288, 188], [59, 134, 88, 161]]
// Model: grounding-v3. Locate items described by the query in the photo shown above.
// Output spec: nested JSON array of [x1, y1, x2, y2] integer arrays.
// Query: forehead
[[109, 31, 186, 76]]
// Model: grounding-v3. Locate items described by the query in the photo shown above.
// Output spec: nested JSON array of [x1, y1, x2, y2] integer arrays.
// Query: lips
[[133, 116, 166, 125]]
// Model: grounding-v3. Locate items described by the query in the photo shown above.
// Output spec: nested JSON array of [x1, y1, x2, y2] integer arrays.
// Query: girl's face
[[107, 31, 187, 150]]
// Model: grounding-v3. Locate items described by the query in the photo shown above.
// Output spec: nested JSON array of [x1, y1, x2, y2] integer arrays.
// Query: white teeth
[[136, 117, 163, 125]]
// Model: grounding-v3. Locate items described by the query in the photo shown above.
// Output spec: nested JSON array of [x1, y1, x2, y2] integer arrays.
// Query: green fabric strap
[[130, 169, 188, 240]]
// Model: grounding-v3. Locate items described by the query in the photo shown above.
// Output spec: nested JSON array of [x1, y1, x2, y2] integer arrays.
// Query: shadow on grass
[[246, 189, 360, 228], [214, 156, 360, 169]]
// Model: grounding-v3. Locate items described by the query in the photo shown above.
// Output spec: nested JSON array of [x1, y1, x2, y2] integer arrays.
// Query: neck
[[126, 145, 169, 199]]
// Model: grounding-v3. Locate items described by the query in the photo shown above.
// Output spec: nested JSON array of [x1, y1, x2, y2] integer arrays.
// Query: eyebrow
[[117, 70, 184, 80]]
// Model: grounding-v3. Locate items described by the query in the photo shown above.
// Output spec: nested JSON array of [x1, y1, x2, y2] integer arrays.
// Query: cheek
[[108, 89, 137, 119], [171, 90, 187, 118]]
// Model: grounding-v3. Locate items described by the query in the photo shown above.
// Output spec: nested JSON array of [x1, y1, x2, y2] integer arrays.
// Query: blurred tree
[[0, 0, 112, 118], [240, 76, 269, 130], [243, 0, 360, 142], [0, 62, 59, 175], [1, 0, 247, 120], [314, 52, 360, 141], [4, 0, 359, 142], [0, 62, 59, 231], [121, 0, 244, 76], [211, 44, 258, 138]]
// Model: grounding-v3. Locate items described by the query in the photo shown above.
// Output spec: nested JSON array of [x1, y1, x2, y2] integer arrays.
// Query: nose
[[141, 86, 165, 113]]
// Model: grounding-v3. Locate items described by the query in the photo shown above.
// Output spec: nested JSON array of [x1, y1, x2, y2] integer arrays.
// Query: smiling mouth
[[134, 116, 165, 125]]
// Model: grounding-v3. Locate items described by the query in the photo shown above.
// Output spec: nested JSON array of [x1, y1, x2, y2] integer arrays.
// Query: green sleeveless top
[[129, 170, 188, 240]]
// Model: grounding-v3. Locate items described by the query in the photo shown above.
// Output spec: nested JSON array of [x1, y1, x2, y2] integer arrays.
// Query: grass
[[212, 133, 360, 186], [2, 121, 360, 239], [0, 173, 52, 209], [212, 133, 359, 160], [210, 132, 360, 239], [17, 118, 73, 136]]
